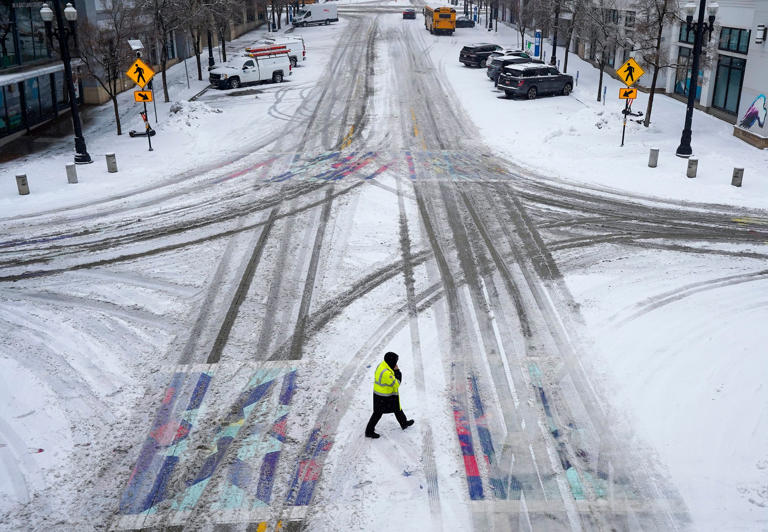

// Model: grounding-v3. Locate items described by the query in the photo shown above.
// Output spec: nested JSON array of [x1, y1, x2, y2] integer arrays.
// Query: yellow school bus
[[424, 6, 456, 35]]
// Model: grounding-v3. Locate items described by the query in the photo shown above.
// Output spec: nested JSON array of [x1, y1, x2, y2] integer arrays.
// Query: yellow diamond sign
[[126, 58, 155, 88], [618, 58, 644, 87]]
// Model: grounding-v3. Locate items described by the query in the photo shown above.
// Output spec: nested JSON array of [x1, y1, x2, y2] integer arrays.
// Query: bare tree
[[179, 0, 208, 80], [139, 0, 183, 102], [576, 0, 622, 101], [77, 1, 137, 135], [632, 0, 680, 126], [0, 2, 13, 64], [558, 0, 586, 73], [510, 0, 533, 49]]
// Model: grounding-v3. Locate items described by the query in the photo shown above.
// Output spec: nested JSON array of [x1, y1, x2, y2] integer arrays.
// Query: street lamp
[[40, 1, 92, 164], [675, 0, 718, 158], [550, 0, 561, 66]]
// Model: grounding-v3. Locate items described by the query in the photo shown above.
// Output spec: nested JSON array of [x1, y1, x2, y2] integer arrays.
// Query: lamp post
[[675, 0, 718, 158], [40, 1, 91, 164], [207, 29, 214, 68], [550, 0, 561, 66]]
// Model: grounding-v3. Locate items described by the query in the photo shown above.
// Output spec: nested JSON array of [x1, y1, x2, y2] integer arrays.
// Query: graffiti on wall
[[739, 94, 767, 130]]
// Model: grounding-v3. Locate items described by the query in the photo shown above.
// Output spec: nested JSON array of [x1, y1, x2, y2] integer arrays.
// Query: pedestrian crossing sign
[[618, 58, 644, 87], [126, 58, 155, 88]]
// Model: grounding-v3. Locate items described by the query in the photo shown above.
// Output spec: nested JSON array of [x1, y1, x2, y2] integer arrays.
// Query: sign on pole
[[617, 58, 644, 87], [134, 90, 153, 102], [126, 58, 155, 89], [619, 87, 637, 99]]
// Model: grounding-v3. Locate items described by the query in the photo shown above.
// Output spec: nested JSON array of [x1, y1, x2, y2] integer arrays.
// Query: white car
[[209, 52, 291, 89], [248, 35, 306, 67]]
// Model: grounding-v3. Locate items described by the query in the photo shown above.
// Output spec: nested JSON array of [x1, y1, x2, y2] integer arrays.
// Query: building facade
[[0, 0, 85, 145], [1, 0, 266, 146], [567, 0, 768, 149]]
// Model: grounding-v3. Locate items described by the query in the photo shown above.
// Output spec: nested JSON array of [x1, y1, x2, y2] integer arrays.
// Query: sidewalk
[[0, 20, 336, 218]]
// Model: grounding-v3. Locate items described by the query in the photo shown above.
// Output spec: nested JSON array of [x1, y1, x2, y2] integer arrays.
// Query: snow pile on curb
[[167, 101, 223, 129]]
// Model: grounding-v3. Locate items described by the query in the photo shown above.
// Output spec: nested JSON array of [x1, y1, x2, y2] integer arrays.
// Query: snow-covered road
[[1, 5, 767, 532]]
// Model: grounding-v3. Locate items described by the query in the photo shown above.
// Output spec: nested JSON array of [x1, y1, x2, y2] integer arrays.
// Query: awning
[[0, 59, 84, 87]]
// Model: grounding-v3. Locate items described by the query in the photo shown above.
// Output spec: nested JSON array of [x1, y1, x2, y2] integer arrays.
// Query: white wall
[[736, 2, 768, 138]]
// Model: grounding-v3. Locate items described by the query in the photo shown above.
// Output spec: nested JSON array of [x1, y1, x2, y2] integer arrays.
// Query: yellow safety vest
[[373, 360, 399, 397]]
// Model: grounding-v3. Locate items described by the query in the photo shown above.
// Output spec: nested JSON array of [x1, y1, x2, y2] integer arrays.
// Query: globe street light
[[675, 0, 719, 158], [40, 1, 92, 164]]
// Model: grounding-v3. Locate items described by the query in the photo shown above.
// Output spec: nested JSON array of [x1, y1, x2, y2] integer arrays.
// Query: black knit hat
[[384, 351, 399, 368]]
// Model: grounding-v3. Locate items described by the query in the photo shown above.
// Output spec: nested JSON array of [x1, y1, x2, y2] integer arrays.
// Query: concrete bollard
[[66, 163, 78, 184], [686, 158, 698, 178], [16, 174, 30, 195], [648, 148, 659, 168], [732, 168, 744, 187], [106, 152, 118, 173]]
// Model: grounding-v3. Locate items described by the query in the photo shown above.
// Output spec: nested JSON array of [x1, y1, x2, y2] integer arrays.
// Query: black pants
[[366, 401, 408, 434]]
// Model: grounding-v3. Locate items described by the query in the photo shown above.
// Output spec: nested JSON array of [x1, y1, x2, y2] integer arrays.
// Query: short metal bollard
[[731, 168, 744, 187], [648, 148, 659, 168], [66, 163, 78, 184], [106, 152, 118, 173], [686, 158, 698, 178], [16, 174, 30, 195]]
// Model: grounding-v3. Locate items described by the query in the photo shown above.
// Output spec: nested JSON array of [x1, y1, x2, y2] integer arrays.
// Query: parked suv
[[489, 48, 532, 60], [459, 43, 503, 68], [496, 63, 574, 99], [486, 55, 543, 84]]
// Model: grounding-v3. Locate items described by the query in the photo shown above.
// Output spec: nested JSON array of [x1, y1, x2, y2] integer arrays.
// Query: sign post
[[616, 58, 644, 147], [126, 58, 157, 152], [534, 29, 541, 59]]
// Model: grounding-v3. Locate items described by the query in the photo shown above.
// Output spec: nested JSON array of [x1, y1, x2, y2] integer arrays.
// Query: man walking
[[365, 352, 414, 438]]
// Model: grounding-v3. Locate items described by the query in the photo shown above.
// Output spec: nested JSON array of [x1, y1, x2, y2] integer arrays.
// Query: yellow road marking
[[733, 217, 768, 225], [340, 125, 355, 150], [410, 108, 427, 150]]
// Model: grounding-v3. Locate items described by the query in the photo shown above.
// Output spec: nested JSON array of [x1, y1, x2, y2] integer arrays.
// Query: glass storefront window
[[54, 70, 67, 108], [14, 5, 48, 64], [24, 76, 40, 122], [0, 85, 6, 134], [712, 55, 746, 115], [679, 24, 695, 44], [5, 82, 22, 131], [1, 1, 18, 68], [719, 27, 750, 54], [39, 73, 54, 116], [674, 47, 702, 102]]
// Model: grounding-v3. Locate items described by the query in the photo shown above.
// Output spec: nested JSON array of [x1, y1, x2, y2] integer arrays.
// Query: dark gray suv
[[459, 43, 503, 68], [486, 55, 543, 84], [496, 63, 574, 99]]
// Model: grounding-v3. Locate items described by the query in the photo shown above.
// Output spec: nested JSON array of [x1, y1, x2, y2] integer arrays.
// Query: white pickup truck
[[209, 52, 291, 89], [248, 35, 306, 67], [292, 4, 338, 27]]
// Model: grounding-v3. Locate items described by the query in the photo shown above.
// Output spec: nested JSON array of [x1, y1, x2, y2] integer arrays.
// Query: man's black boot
[[365, 431, 380, 439], [402, 419, 415, 430]]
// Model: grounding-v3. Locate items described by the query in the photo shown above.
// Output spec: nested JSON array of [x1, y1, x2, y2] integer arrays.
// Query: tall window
[[4, 82, 22, 131], [679, 24, 695, 44], [674, 47, 702, 102], [0, 84, 6, 134], [712, 55, 746, 114], [24, 76, 40, 122], [624, 10, 635, 27], [39, 72, 54, 117], [1, 0, 18, 68], [13, 4, 48, 64], [54, 70, 67, 108], [719, 27, 750, 54]]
